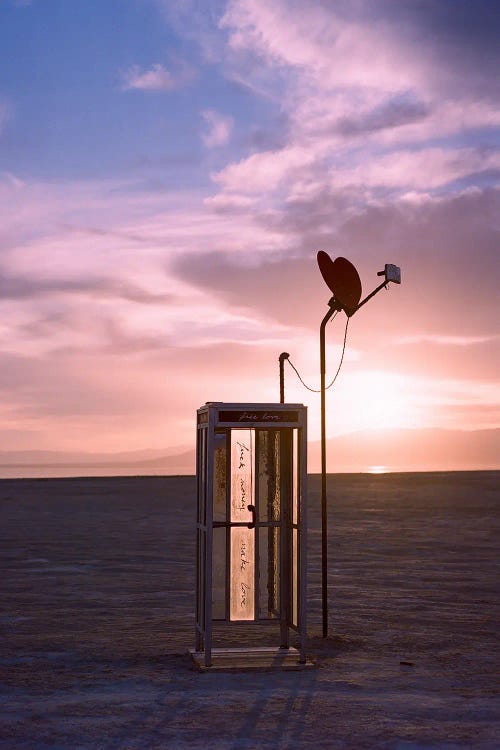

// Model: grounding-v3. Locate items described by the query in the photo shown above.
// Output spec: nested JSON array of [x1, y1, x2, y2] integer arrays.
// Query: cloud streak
[[0, 268, 174, 305], [121, 62, 194, 91]]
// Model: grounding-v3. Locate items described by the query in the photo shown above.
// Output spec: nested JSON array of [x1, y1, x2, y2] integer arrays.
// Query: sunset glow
[[368, 466, 388, 475], [0, 1, 498, 472]]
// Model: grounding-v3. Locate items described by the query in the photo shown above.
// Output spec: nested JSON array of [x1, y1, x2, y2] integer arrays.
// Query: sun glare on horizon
[[368, 465, 389, 474]]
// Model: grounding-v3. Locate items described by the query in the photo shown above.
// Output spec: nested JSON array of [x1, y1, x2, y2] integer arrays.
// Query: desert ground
[[1, 471, 498, 749]]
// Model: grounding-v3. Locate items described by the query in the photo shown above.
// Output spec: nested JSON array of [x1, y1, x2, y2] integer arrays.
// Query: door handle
[[247, 504, 256, 529]]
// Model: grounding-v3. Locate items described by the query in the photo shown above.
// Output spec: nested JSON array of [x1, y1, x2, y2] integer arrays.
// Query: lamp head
[[384, 264, 401, 284], [378, 264, 401, 284]]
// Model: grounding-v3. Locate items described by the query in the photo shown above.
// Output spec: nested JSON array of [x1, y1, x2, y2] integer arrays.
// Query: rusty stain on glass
[[258, 526, 279, 618], [213, 431, 226, 522], [258, 430, 281, 522]]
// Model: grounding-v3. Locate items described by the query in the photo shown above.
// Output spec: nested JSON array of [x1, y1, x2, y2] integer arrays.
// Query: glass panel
[[292, 528, 298, 627], [292, 428, 298, 525], [213, 431, 227, 522], [212, 527, 226, 620], [257, 430, 280, 522], [230, 429, 254, 524], [230, 527, 255, 620], [259, 526, 279, 618]]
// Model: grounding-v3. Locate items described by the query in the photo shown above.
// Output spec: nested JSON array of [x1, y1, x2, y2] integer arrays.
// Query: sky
[[0, 0, 499, 467]]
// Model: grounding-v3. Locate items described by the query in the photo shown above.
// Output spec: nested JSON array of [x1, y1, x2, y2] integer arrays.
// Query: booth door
[[211, 428, 301, 626]]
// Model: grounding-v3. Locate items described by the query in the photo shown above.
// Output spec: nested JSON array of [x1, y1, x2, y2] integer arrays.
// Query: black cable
[[286, 358, 321, 393], [286, 315, 350, 393], [325, 316, 349, 389]]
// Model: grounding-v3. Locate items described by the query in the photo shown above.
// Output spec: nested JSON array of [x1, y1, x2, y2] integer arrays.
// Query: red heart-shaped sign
[[317, 251, 362, 315]]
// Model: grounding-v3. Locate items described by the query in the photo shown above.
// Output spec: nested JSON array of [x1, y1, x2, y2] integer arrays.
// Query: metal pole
[[353, 280, 387, 314], [279, 352, 289, 404], [320, 299, 338, 638]]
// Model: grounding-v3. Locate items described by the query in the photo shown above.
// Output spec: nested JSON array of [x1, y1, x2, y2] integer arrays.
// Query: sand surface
[[1, 472, 498, 749]]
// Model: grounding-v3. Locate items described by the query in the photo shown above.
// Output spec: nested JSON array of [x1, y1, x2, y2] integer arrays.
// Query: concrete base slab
[[189, 646, 315, 672]]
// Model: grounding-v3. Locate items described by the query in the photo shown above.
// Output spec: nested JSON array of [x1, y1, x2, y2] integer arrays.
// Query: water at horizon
[[0, 465, 496, 480], [0, 465, 178, 480]]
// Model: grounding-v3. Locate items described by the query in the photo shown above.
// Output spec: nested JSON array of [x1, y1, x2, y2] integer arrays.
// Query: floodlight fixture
[[380, 263, 401, 285]]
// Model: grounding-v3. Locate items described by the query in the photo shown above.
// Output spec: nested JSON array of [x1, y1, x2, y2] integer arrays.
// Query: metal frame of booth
[[193, 402, 308, 669]]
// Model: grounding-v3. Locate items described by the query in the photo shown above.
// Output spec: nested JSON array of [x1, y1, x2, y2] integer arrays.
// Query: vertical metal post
[[320, 300, 338, 638], [204, 409, 215, 666], [280, 429, 291, 649], [279, 352, 289, 404], [195, 424, 202, 652], [299, 413, 308, 662]]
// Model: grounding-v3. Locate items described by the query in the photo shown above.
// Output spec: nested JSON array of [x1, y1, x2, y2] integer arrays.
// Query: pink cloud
[[201, 109, 234, 147], [328, 147, 500, 192], [211, 142, 498, 204], [212, 144, 319, 193], [221, 0, 423, 92], [217, 0, 500, 194], [397, 334, 498, 347], [204, 1, 500, 217], [203, 193, 257, 212], [121, 62, 193, 91]]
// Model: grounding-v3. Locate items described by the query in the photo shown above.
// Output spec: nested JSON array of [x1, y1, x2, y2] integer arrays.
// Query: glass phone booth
[[193, 402, 308, 669]]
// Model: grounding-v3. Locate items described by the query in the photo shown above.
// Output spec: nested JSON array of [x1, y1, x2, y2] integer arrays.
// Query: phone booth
[[191, 402, 308, 670]]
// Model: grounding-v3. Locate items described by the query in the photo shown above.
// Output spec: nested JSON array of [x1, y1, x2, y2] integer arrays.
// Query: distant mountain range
[[0, 447, 194, 474], [0, 428, 498, 475], [309, 427, 499, 473]]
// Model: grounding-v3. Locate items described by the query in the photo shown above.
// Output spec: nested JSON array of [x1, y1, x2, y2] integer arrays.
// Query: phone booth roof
[[197, 402, 307, 428]]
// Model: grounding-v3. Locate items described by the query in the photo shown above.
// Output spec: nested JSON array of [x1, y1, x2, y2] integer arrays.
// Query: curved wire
[[285, 315, 350, 393], [325, 316, 349, 389], [286, 357, 321, 393]]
